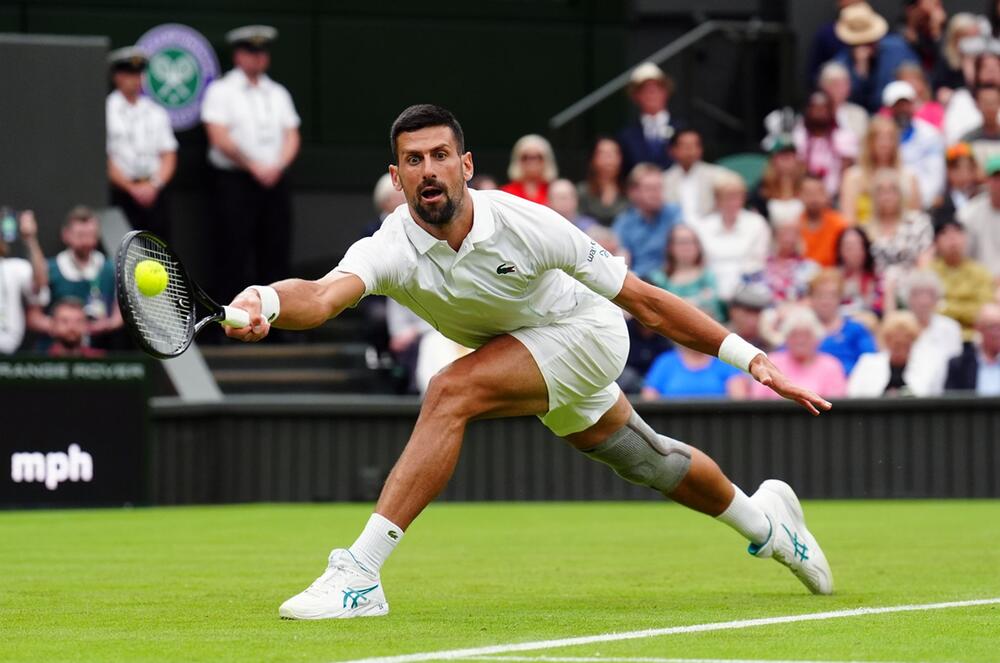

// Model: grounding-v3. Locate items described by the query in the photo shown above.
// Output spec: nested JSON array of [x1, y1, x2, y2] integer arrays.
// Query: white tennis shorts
[[510, 300, 629, 437]]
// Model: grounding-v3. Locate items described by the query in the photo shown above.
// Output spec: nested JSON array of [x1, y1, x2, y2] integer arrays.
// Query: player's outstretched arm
[[224, 271, 366, 342], [613, 273, 832, 415]]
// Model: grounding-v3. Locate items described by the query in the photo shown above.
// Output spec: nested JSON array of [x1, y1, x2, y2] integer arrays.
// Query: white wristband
[[249, 285, 280, 323], [718, 333, 765, 372]]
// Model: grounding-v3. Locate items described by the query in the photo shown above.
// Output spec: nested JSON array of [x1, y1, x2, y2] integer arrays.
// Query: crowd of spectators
[[5, 4, 1000, 401], [0, 205, 122, 357], [362, 1, 1000, 400]]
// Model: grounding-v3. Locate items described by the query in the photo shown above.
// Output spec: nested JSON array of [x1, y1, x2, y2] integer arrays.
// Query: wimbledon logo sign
[[137, 23, 220, 131]]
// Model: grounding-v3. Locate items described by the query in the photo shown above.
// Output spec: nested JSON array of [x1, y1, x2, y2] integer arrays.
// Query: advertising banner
[[0, 357, 148, 507]]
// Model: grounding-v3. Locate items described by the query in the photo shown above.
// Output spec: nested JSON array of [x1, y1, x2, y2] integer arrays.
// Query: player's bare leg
[[566, 392, 832, 595], [279, 334, 549, 619], [375, 334, 549, 528]]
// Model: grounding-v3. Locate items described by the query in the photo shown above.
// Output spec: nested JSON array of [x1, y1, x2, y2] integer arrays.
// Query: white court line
[[463, 658, 841, 663], [333, 597, 1000, 663]]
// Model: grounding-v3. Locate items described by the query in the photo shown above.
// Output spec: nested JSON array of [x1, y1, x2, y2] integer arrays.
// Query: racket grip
[[220, 306, 251, 328]]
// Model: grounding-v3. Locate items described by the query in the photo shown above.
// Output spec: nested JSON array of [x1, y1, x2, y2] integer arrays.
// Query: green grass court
[[2, 501, 999, 662]]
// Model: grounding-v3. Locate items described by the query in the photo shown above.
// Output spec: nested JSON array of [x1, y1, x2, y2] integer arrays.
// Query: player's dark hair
[[390, 104, 465, 162]]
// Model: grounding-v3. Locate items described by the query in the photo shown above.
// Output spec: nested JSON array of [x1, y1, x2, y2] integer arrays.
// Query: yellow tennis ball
[[134, 259, 168, 297]]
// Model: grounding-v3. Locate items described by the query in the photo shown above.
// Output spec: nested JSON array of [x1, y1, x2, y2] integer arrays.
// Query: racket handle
[[220, 306, 251, 328]]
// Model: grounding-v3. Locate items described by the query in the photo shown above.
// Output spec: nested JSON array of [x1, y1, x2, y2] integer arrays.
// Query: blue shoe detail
[[747, 516, 773, 557], [342, 584, 379, 609], [781, 523, 809, 561]]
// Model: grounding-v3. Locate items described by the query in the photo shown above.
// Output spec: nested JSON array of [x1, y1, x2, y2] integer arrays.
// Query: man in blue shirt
[[641, 345, 740, 400], [612, 163, 681, 279], [808, 269, 876, 375]]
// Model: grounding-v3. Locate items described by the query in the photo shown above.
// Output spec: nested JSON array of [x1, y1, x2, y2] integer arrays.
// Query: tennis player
[[226, 105, 834, 620]]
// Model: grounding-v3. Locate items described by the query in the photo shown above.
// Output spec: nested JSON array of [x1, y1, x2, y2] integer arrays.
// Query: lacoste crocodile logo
[[496, 263, 516, 275]]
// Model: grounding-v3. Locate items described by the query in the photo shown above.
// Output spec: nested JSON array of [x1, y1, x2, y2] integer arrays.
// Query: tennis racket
[[115, 230, 250, 359]]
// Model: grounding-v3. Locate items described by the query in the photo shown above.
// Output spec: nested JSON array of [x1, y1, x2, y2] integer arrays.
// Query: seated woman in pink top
[[744, 306, 847, 400]]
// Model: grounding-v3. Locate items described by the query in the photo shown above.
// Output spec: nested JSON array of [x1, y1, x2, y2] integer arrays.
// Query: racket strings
[[122, 237, 194, 355]]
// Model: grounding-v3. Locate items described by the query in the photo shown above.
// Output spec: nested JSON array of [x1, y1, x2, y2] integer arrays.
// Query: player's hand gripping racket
[[115, 230, 250, 358]]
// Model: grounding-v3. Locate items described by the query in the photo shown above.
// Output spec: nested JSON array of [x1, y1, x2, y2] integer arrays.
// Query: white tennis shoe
[[279, 549, 389, 619], [748, 479, 834, 595]]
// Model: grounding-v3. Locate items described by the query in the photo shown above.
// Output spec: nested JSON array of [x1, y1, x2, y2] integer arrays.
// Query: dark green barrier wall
[[150, 396, 1000, 504]]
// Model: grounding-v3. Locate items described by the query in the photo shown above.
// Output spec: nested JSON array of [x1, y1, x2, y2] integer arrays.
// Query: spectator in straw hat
[[618, 62, 683, 172], [834, 3, 919, 112], [808, 0, 866, 85]]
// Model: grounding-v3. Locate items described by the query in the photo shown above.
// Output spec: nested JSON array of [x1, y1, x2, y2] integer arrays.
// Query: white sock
[[348, 513, 403, 573], [716, 484, 771, 545]]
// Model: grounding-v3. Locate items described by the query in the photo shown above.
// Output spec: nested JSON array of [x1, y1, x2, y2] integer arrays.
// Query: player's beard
[[413, 181, 462, 226]]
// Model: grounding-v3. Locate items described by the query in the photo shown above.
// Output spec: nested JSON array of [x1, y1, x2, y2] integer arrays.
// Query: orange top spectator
[[799, 174, 848, 267]]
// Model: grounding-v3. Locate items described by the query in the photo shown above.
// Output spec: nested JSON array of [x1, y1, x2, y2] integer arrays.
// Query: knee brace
[[580, 411, 692, 494]]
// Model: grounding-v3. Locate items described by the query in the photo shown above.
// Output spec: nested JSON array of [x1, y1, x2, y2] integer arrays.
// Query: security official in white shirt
[[201, 25, 301, 302], [106, 46, 178, 239]]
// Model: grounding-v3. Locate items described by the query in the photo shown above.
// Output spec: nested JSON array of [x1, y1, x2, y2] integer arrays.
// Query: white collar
[[56, 250, 104, 281], [229, 67, 272, 89], [108, 89, 146, 109], [402, 188, 495, 256]]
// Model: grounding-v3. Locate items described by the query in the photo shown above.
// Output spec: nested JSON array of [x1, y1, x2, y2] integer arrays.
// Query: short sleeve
[[200, 81, 229, 125], [276, 86, 301, 130], [332, 231, 403, 298], [533, 203, 628, 299], [154, 107, 178, 152]]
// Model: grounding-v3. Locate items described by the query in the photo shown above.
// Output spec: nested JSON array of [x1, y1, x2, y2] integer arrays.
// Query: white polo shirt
[[106, 90, 178, 180], [200, 68, 300, 170], [335, 189, 629, 349]]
